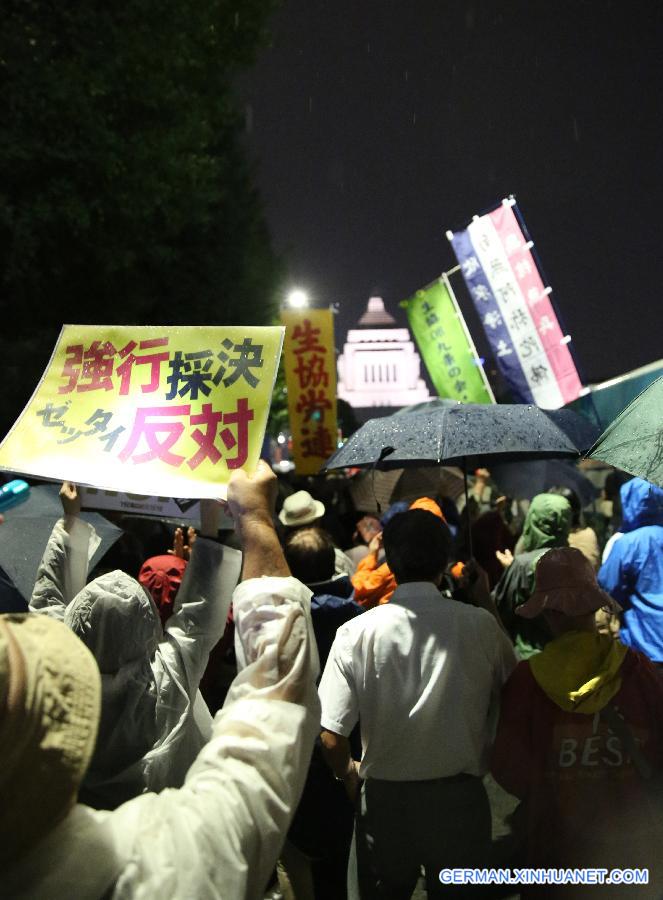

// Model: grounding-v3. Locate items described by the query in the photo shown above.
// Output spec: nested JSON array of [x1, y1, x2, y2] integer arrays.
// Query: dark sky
[[241, 0, 662, 384]]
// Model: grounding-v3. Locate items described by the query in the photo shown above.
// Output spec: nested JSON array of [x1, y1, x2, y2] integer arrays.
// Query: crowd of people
[[1, 460, 663, 899]]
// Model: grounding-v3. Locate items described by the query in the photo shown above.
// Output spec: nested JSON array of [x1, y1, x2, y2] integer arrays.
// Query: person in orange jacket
[[351, 497, 445, 608]]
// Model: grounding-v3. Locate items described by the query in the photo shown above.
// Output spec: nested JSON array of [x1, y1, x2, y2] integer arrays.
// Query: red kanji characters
[[187, 399, 254, 470], [295, 388, 332, 422], [292, 320, 325, 355], [219, 397, 254, 469], [300, 424, 335, 459], [77, 341, 117, 392], [58, 345, 84, 394], [293, 354, 329, 389], [117, 338, 170, 396], [118, 400, 255, 471], [187, 403, 223, 469], [119, 405, 190, 467]]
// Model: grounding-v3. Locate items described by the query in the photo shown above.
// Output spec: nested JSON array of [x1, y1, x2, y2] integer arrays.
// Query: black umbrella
[[0, 484, 123, 601], [541, 408, 601, 455], [323, 404, 583, 472], [391, 397, 462, 416], [322, 403, 587, 556], [490, 459, 598, 507]]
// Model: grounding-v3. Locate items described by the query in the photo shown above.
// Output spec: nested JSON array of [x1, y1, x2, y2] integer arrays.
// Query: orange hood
[[408, 496, 446, 522]]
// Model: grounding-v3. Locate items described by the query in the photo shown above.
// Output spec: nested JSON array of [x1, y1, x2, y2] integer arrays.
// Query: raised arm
[[30, 482, 98, 619], [228, 462, 290, 581], [162, 499, 241, 689], [113, 462, 321, 899]]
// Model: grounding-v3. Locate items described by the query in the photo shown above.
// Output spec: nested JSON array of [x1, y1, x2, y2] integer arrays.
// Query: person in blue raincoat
[[598, 477, 663, 663]]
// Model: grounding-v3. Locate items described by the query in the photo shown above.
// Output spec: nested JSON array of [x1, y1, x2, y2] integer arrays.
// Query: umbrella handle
[[372, 447, 395, 515], [463, 457, 474, 559], [372, 465, 380, 515]]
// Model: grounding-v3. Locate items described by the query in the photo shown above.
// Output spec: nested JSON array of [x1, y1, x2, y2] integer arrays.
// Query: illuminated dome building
[[337, 297, 430, 410]]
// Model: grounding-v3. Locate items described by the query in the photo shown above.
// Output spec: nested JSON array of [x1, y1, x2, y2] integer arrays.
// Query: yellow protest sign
[[0, 324, 283, 499], [281, 308, 337, 475]]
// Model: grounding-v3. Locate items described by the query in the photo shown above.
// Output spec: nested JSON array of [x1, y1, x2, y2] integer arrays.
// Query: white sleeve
[[160, 538, 241, 692], [29, 517, 97, 619], [110, 575, 321, 900], [318, 626, 359, 737]]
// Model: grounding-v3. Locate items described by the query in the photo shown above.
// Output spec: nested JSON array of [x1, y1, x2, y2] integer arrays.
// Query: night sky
[[241, 0, 662, 384]]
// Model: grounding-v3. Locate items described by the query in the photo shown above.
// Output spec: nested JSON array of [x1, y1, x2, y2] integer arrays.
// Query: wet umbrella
[[322, 403, 583, 473], [322, 403, 588, 555], [490, 459, 598, 507], [349, 465, 465, 514], [392, 397, 463, 416], [586, 375, 663, 489], [541, 408, 601, 454], [0, 483, 123, 601]]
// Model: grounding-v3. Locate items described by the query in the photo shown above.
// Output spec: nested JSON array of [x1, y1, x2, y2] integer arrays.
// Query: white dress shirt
[[319, 581, 516, 781]]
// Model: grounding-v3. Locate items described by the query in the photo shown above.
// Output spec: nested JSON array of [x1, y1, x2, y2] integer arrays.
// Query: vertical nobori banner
[[447, 198, 583, 408], [401, 276, 494, 403], [281, 308, 338, 475]]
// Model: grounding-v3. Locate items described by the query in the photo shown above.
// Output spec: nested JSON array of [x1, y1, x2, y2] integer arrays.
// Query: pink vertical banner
[[489, 202, 583, 405]]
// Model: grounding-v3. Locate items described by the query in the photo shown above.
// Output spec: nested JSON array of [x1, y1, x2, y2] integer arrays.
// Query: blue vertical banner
[[447, 198, 583, 408]]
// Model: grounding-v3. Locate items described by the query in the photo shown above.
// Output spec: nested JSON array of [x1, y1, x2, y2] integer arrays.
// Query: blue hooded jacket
[[598, 478, 663, 661]]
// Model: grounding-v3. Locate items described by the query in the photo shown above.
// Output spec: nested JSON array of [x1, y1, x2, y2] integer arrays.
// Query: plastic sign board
[[281, 308, 338, 475], [0, 324, 283, 499]]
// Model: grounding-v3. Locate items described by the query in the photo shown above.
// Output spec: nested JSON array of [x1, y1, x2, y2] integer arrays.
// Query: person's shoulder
[[638, 524, 663, 543], [452, 599, 500, 630], [336, 600, 400, 634], [616, 647, 663, 708], [311, 592, 361, 620], [621, 645, 663, 681], [508, 658, 535, 685], [453, 602, 515, 657]]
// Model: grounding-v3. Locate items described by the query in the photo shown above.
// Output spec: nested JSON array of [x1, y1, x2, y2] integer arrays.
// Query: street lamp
[[286, 288, 309, 309]]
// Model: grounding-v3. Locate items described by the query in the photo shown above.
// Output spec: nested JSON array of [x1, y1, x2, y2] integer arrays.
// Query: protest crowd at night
[[1, 3, 662, 899]]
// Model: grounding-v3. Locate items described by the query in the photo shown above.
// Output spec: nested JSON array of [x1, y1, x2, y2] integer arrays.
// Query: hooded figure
[[492, 493, 572, 658], [598, 477, 663, 663], [30, 515, 239, 809], [138, 554, 187, 627], [491, 548, 663, 896], [1, 579, 320, 900]]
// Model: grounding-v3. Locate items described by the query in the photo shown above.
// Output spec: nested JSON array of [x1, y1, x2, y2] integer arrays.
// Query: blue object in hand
[[0, 479, 30, 512]]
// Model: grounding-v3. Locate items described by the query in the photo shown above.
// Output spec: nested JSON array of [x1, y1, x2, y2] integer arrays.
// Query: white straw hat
[[279, 491, 326, 527]]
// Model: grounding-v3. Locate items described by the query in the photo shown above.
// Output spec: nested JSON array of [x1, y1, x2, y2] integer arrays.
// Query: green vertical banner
[[402, 275, 494, 404]]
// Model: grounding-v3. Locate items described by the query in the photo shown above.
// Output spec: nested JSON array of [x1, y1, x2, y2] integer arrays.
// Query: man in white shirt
[[319, 508, 516, 898]]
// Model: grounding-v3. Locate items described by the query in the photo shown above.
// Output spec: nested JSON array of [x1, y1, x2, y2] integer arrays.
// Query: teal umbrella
[[586, 376, 663, 489]]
